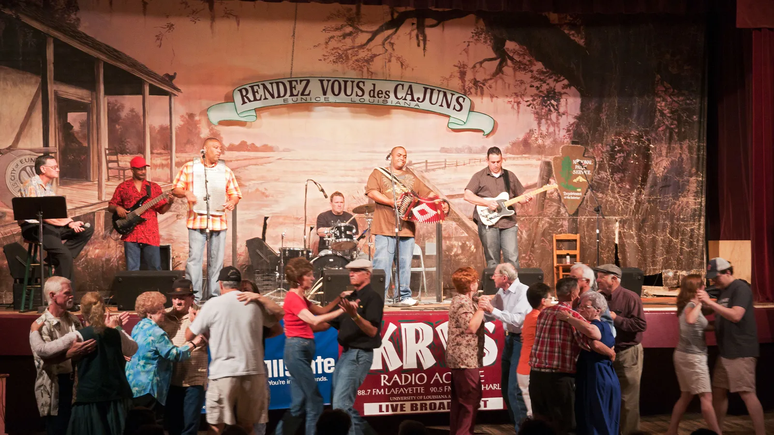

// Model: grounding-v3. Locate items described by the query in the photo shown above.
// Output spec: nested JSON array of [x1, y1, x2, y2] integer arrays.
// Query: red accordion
[[397, 192, 447, 223]]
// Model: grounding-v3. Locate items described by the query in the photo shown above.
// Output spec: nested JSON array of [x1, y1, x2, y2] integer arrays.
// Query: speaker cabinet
[[3, 242, 29, 280], [110, 270, 185, 310], [320, 269, 386, 304], [621, 267, 644, 297], [482, 267, 545, 295]]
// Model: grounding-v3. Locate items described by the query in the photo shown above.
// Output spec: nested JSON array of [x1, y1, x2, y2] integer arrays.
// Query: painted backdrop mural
[[0, 2, 705, 299]]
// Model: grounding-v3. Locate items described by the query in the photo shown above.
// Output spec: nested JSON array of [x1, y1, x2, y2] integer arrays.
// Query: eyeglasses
[[42, 165, 59, 171]]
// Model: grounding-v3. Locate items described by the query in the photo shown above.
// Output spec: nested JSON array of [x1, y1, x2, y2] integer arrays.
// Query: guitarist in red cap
[[108, 156, 173, 270]]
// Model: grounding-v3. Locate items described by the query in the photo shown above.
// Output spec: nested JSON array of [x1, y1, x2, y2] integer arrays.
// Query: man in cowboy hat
[[162, 278, 207, 435]]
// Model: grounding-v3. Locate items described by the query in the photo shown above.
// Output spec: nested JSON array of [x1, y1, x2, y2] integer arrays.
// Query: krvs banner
[[263, 312, 506, 414]]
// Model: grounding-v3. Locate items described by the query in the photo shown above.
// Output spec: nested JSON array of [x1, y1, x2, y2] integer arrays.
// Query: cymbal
[[352, 204, 375, 214]]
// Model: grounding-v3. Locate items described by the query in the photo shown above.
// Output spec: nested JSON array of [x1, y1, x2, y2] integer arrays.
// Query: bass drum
[[312, 251, 350, 279]]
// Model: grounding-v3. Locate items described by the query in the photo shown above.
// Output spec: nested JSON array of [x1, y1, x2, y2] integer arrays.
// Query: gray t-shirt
[[676, 302, 708, 355], [189, 291, 276, 379], [715, 279, 759, 359]]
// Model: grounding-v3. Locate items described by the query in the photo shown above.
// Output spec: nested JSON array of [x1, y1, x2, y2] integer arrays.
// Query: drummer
[[316, 192, 359, 254]]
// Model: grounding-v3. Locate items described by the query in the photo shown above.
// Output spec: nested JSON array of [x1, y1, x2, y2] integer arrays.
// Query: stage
[[2, 302, 773, 432]]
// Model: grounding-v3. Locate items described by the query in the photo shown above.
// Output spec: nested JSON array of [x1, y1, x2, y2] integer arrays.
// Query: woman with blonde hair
[[666, 274, 722, 434], [125, 291, 204, 417], [446, 267, 486, 435], [67, 291, 138, 435], [274, 257, 348, 435]]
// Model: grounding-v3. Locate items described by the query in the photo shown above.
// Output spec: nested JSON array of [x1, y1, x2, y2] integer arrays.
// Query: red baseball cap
[[130, 156, 150, 169]]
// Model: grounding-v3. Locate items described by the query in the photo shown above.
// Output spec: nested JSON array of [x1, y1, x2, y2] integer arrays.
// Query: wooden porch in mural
[[0, 5, 180, 226]]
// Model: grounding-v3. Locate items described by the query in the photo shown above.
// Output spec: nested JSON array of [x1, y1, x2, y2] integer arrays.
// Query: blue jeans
[[186, 229, 226, 302], [373, 235, 414, 300], [125, 242, 161, 271], [275, 337, 322, 435], [502, 334, 527, 432], [477, 221, 519, 268], [165, 385, 205, 435], [332, 348, 373, 435]]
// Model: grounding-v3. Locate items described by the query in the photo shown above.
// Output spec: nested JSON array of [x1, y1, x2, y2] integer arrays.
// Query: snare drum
[[312, 251, 350, 279], [330, 223, 357, 251]]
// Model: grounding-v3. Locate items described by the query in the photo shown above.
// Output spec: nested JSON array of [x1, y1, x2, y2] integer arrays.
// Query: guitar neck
[[502, 185, 556, 207], [134, 193, 168, 215]]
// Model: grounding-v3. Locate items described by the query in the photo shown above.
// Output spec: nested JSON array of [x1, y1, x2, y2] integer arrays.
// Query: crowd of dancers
[[28, 256, 762, 435]]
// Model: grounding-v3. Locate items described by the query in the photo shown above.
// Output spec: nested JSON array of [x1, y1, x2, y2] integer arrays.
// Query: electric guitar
[[476, 184, 558, 226], [112, 190, 172, 235]]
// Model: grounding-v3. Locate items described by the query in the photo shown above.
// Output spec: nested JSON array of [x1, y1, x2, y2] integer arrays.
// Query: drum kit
[[272, 203, 375, 299]]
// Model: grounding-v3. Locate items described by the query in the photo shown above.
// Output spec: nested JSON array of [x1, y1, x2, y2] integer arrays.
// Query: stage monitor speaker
[[482, 267, 544, 295], [110, 270, 185, 310], [321, 269, 386, 304], [3, 242, 29, 280], [246, 238, 279, 273], [621, 267, 644, 297], [139, 245, 171, 271]]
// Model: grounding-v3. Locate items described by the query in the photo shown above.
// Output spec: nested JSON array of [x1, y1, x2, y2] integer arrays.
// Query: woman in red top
[[275, 257, 347, 435]]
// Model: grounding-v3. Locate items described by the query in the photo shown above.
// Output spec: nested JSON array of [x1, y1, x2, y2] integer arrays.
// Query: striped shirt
[[529, 302, 591, 374], [172, 160, 241, 231]]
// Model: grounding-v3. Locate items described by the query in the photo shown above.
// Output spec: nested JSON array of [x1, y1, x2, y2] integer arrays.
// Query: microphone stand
[[577, 161, 604, 266], [388, 157, 402, 304], [304, 179, 327, 252], [202, 153, 213, 299]]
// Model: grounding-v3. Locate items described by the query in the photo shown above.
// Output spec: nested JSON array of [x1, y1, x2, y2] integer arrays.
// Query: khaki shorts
[[673, 350, 711, 395], [206, 374, 268, 426], [712, 356, 757, 393]]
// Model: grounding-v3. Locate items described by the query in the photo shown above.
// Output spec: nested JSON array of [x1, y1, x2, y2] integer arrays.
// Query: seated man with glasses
[[19, 154, 94, 281]]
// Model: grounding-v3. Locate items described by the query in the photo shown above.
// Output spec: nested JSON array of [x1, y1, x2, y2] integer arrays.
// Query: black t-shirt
[[716, 279, 759, 359], [316, 210, 358, 251], [329, 283, 383, 350]]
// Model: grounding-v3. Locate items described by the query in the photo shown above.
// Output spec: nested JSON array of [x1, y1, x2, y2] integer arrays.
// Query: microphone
[[386, 153, 391, 161], [309, 179, 328, 198], [200, 149, 205, 158]]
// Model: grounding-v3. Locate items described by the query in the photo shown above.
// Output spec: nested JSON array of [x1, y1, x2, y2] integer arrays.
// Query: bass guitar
[[476, 184, 558, 226], [112, 190, 172, 235]]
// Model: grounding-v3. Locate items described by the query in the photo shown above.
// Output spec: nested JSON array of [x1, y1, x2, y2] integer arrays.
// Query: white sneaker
[[400, 297, 419, 306]]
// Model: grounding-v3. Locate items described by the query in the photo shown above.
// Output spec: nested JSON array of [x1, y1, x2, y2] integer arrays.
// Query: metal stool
[[19, 240, 52, 312]]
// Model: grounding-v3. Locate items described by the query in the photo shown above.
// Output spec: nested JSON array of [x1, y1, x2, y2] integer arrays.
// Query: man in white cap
[[328, 258, 383, 435], [595, 263, 646, 435], [698, 258, 764, 435]]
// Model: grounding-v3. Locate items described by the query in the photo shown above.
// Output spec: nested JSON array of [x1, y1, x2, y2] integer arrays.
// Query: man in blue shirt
[[479, 263, 531, 432]]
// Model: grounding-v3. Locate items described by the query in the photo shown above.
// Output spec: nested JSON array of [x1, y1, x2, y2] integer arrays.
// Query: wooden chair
[[553, 233, 580, 286], [106, 148, 130, 181]]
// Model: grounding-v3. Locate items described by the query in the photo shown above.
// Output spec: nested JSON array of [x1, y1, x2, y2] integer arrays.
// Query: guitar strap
[[141, 183, 151, 206], [502, 169, 513, 198]]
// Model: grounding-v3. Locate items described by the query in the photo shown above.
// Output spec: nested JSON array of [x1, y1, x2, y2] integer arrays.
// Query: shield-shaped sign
[[551, 145, 596, 215]]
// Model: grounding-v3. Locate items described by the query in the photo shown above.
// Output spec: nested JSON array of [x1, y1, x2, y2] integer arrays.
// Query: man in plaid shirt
[[172, 138, 241, 302], [528, 277, 614, 434]]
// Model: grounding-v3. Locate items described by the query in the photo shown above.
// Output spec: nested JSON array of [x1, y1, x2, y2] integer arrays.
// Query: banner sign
[[265, 327, 340, 408], [551, 145, 596, 215], [207, 77, 496, 136], [264, 311, 506, 414]]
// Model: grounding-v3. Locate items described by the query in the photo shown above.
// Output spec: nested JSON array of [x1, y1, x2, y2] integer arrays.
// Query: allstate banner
[[207, 77, 495, 136], [264, 327, 340, 409]]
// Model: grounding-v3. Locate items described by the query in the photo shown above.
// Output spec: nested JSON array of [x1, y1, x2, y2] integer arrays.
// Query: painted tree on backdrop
[[316, 8, 707, 273]]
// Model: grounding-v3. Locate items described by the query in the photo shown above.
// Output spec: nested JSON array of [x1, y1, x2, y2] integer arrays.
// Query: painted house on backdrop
[[0, 5, 180, 225]]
